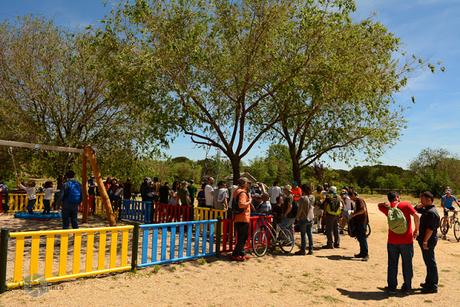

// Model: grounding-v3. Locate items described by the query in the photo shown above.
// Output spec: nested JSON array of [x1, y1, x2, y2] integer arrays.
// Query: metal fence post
[[215, 218, 222, 257], [131, 223, 140, 271], [0, 229, 9, 293]]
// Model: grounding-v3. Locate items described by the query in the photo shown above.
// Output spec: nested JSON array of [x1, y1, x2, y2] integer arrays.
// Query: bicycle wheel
[[279, 228, 295, 254], [366, 224, 371, 237], [453, 221, 460, 242], [252, 228, 269, 257], [440, 217, 449, 235]]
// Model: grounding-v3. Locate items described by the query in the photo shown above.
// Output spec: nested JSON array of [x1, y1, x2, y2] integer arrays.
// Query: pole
[[0, 139, 83, 154], [82, 152, 89, 223], [84, 146, 116, 226], [131, 223, 140, 271], [0, 229, 9, 293]]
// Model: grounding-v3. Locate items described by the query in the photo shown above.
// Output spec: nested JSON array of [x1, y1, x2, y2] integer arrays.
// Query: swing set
[[0, 139, 117, 226]]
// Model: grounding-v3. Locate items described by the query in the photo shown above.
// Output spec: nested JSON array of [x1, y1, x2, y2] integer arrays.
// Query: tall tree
[[0, 17, 162, 177], [270, 12, 438, 183], [95, 0, 361, 183]]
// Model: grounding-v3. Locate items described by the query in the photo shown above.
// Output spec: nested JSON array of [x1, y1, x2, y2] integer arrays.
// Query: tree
[[95, 0, 362, 183], [0, 17, 159, 178]]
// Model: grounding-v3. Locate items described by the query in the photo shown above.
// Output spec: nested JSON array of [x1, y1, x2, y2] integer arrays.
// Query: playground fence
[[153, 203, 191, 223], [7, 193, 45, 212], [0, 226, 133, 290], [120, 200, 153, 223], [138, 220, 217, 267], [194, 207, 227, 221]]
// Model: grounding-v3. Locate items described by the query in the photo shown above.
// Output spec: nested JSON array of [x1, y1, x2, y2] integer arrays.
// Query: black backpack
[[232, 192, 246, 215]]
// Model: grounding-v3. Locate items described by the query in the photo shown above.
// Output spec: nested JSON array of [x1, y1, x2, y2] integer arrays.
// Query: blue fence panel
[[138, 220, 218, 267], [121, 200, 152, 223]]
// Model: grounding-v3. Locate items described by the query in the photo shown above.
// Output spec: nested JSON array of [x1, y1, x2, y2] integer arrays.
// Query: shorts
[[444, 207, 455, 217]]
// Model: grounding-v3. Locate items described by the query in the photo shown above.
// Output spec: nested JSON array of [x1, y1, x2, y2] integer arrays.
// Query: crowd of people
[[1, 172, 457, 295]]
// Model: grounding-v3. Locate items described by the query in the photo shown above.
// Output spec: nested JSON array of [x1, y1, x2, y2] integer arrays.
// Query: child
[[43, 181, 54, 214], [19, 180, 37, 214]]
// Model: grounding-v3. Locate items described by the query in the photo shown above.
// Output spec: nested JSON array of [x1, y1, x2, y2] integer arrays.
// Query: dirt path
[[1, 195, 460, 306]]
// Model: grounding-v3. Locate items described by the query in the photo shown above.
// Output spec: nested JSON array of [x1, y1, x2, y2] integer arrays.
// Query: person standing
[[291, 181, 302, 204], [187, 180, 197, 207], [204, 177, 215, 208], [42, 181, 54, 214], [123, 178, 132, 200], [19, 180, 37, 214], [231, 177, 252, 261], [159, 182, 170, 204], [177, 181, 191, 206], [280, 185, 296, 237], [322, 186, 342, 249], [140, 177, 151, 202], [378, 191, 420, 294], [295, 184, 315, 255], [61, 171, 82, 229], [268, 181, 282, 207], [415, 191, 440, 293], [215, 181, 229, 210], [349, 191, 369, 261]]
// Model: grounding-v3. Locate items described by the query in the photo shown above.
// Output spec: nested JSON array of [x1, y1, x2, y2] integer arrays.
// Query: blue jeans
[[43, 199, 51, 214], [298, 219, 313, 252], [356, 223, 368, 256], [62, 204, 79, 229], [27, 199, 35, 214], [387, 243, 413, 289], [418, 240, 438, 289]]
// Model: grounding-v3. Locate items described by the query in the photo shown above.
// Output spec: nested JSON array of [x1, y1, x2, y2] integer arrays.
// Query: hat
[[284, 185, 292, 191], [329, 186, 337, 194]]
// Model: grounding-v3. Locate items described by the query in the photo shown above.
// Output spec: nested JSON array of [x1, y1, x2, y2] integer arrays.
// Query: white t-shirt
[[205, 184, 215, 207], [19, 184, 36, 200], [342, 196, 353, 212], [44, 187, 54, 200], [268, 186, 282, 204]]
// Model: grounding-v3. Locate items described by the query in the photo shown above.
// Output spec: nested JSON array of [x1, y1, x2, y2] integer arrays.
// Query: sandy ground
[[1, 194, 460, 307]]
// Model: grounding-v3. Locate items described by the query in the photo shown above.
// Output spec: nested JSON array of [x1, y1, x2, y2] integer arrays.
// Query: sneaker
[[420, 287, 438, 294], [333, 243, 340, 248], [294, 250, 306, 256], [322, 245, 333, 249], [361, 255, 369, 261], [354, 253, 364, 258], [307, 250, 313, 255]]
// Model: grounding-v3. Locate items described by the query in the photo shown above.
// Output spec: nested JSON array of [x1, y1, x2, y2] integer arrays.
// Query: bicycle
[[440, 209, 460, 242], [252, 218, 295, 257]]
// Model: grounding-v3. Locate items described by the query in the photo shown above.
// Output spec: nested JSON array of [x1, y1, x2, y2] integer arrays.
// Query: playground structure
[[0, 140, 115, 226]]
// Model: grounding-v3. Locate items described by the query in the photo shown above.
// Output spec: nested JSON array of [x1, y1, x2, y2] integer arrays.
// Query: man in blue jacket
[[61, 170, 82, 229]]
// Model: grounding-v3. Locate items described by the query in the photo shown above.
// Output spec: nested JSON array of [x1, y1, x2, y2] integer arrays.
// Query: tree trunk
[[288, 145, 302, 184], [230, 156, 241, 185]]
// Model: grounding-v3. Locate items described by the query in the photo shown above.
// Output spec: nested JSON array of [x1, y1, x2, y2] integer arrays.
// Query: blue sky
[[1, 0, 459, 169]]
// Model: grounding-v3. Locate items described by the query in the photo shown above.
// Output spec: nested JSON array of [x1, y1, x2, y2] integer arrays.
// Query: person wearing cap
[[339, 188, 354, 234], [232, 177, 252, 261], [322, 186, 342, 249]]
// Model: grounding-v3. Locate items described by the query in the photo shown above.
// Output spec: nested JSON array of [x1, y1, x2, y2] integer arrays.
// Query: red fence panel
[[153, 203, 191, 223]]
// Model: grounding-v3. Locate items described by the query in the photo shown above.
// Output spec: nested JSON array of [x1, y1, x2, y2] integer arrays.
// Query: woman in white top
[[19, 180, 37, 214]]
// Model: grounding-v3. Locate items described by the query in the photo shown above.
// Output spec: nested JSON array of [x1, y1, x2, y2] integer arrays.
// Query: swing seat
[[14, 212, 62, 220]]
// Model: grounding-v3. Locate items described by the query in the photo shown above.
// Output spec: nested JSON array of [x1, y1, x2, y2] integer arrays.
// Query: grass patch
[[168, 266, 177, 272], [197, 258, 207, 265], [153, 265, 161, 274]]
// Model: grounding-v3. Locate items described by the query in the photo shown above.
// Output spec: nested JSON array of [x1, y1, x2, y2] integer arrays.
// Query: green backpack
[[387, 203, 408, 234]]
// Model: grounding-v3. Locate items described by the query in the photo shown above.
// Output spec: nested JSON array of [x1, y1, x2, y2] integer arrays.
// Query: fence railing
[[7, 193, 45, 212], [121, 200, 153, 223], [138, 220, 217, 267], [194, 207, 227, 221], [3, 226, 133, 289], [153, 203, 191, 223]]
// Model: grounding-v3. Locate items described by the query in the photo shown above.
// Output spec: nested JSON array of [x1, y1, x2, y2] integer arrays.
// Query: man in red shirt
[[291, 182, 302, 203], [378, 192, 419, 295]]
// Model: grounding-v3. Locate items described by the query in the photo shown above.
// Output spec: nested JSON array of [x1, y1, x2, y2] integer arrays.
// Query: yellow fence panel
[[7, 226, 133, 289], [8, 193, 45, 212], [194, 207, 227, 221]]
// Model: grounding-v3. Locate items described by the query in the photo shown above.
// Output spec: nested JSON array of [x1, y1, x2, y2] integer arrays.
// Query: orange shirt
[[233, 188, 251, 223], [291, 187, 302, 202]]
